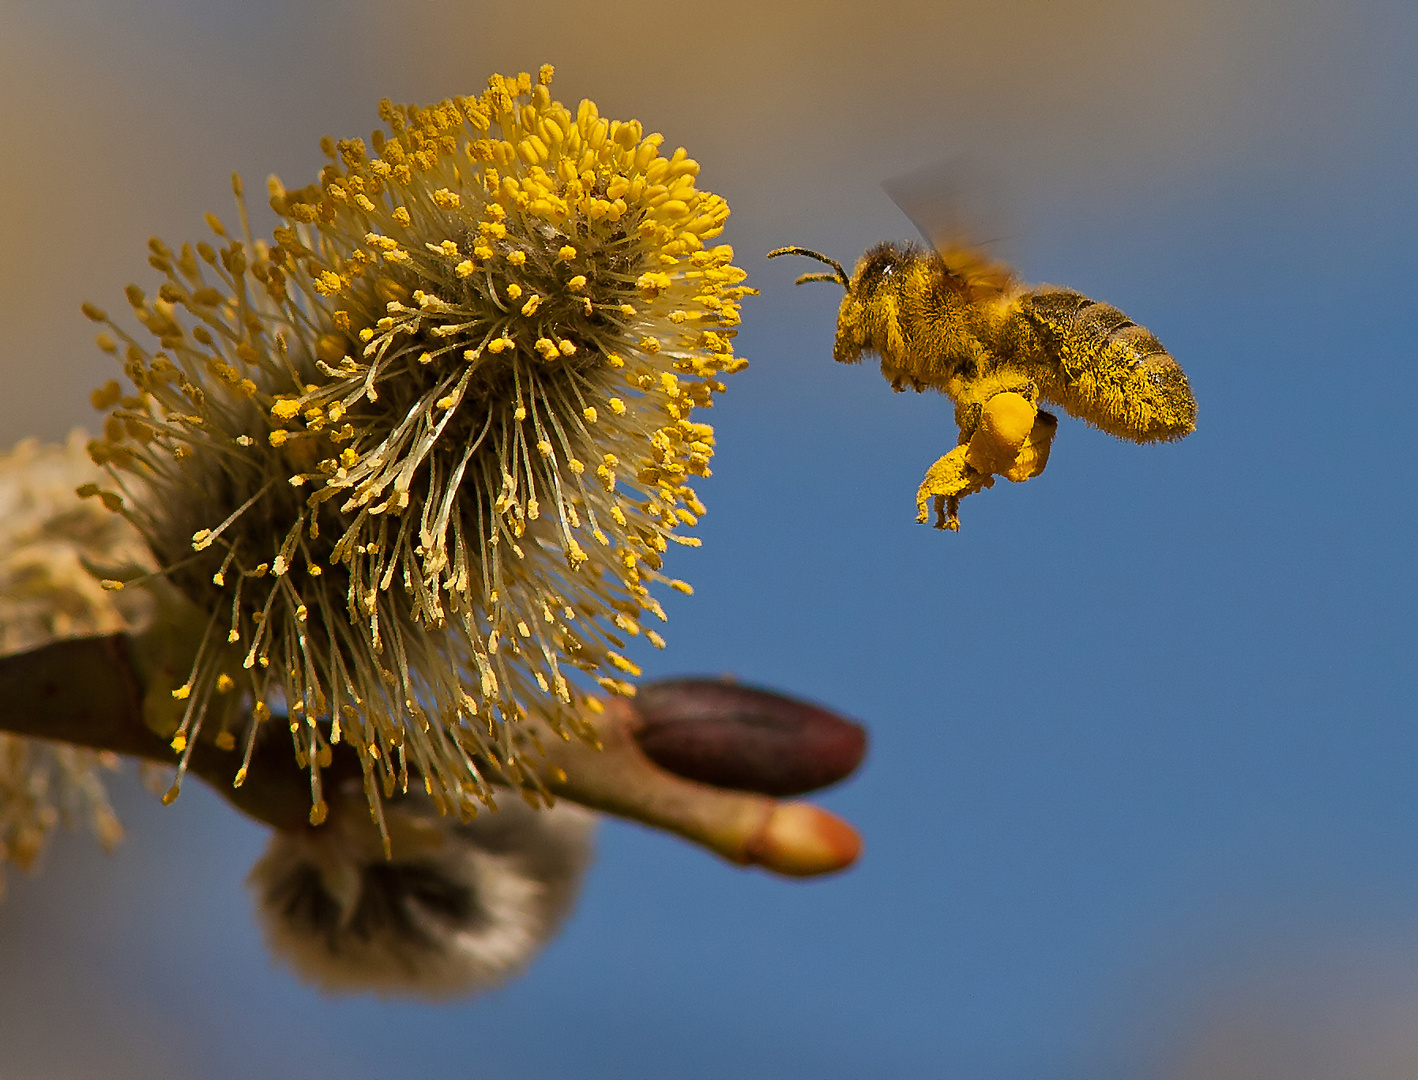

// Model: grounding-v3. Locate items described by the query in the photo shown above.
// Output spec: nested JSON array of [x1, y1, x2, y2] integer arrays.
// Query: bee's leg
[[941, 495, 960, 530], [1002, 408, 1058, 483], [915, 445, 995, 531], [964, 391, 1039, 476]]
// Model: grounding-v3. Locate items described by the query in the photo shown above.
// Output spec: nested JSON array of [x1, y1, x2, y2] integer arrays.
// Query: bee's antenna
[[767, 247, 849, 289]]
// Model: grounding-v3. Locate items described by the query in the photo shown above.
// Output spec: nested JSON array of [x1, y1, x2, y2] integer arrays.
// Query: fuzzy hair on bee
[[768, 239, 1196, 530]]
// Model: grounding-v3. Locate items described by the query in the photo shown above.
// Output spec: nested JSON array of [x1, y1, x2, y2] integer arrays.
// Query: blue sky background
[[2, 1, 1418, 1076]]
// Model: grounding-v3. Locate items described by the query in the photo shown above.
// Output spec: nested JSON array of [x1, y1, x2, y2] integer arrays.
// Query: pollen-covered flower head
[[84, 67, 750, 827]]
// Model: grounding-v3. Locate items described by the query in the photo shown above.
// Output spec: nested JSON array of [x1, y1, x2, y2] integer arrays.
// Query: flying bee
[[768, 229, 1196, 531]]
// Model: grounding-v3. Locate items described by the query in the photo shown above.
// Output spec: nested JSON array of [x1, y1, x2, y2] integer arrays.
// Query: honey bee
[[768, 236, 1196, 530]]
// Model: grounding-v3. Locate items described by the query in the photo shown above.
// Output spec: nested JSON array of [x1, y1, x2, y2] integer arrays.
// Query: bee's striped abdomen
[[1018, 287, 1196, 443]]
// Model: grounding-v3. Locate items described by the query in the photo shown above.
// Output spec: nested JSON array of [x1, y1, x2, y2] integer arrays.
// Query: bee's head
[[850, 243, 911, 298]]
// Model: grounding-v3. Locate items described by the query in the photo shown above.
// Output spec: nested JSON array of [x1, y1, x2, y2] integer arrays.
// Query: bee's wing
[[883, 160, 1017, 294]]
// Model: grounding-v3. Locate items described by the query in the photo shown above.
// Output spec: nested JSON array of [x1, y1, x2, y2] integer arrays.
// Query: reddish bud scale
[[629, 679, 867, 796]]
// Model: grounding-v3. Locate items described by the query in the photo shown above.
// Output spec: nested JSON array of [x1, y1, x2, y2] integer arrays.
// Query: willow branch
[[0, 634, 861, 876]]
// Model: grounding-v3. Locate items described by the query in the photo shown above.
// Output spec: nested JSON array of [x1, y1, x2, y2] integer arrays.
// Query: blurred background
[[2, 0, 1417, 1076]]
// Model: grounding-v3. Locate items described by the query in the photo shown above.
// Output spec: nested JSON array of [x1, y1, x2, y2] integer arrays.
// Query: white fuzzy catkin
[[0, 433, 154, 893], [249, 788, 595, 997]]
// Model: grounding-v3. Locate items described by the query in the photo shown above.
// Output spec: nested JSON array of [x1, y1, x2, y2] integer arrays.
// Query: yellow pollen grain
[[507, 250, 527, 266]]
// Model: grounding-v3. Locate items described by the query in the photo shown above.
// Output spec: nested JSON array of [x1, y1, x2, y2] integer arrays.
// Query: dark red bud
[[628, 678, 867, 796]]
